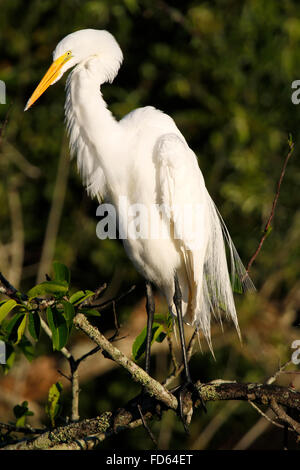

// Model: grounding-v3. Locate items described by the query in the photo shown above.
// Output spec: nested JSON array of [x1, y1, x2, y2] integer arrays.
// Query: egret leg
[[173, 273, 191, 383], [173, 273, 206, 432], [145, 281, 155, 375], [134, 282, 156, 442]]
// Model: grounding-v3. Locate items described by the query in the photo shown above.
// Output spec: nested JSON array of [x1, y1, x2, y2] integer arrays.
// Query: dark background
[[0, 0, 299, 450]]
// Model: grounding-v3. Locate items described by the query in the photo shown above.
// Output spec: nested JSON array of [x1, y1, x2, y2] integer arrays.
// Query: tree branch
[[2, 380, 300, 450], [1, 267, 299, 449], [270, 398, 300, 437], [73, 313, 178, 410]]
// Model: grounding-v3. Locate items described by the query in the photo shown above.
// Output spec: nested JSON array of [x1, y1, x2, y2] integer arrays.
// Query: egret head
[[24, 29, 123, 111]]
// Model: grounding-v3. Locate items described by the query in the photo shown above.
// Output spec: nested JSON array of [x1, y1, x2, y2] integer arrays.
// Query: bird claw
[[176, 381, 207, 434]]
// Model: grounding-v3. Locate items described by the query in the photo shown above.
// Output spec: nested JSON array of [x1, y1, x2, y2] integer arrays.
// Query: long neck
[[65, 60, 125, 197]]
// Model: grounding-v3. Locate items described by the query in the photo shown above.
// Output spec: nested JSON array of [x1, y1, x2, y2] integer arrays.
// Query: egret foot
[[172, 274, 199, 431], [175, 381, 206, 433]]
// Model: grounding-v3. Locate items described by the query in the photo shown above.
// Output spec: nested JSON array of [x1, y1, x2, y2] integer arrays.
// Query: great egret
[[25, 29, 254, 423]]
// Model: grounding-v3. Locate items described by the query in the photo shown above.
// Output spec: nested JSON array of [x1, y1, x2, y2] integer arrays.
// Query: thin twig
[[167, 334, 179, 372], [91, 285, 136, 310], [137, 404, 157, 446], [266, 360, 293, 385], [0, 422, 45, 435], [112, 301, 119, 332], [57, 370, 72, 382], [270, 398, 300, 435], [70, 366, 80, 422], [0, 271, 27, 301], [80, 283, 107, 307], [246, 138, 294, 274], [248, 402, 289, 431], [76, 346, 101, 366]]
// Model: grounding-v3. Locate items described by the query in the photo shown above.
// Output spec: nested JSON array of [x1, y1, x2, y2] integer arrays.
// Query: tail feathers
[[191, 190, 255, 351], [213, 200, 256, 295]]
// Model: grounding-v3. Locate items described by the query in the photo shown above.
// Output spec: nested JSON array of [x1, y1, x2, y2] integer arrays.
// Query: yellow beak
[[24, 52, 71, 111]]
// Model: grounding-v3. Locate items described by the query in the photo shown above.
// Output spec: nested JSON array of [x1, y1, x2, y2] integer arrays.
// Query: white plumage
[[25, 29, 254, 349]]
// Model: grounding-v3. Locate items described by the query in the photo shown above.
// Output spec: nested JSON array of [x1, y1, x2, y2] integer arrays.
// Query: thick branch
[[2, 380, 300, 450], [73, 313, 178, 410], [197, 380, 300, 410]]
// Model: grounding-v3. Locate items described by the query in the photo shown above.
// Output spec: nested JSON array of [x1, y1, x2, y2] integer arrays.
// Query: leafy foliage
[[13, 401, 34, 428], [132, 313, 171, 361], [0, 300, 17, 324], [45, 382, 63, 427], [0, 262, 101, 366]]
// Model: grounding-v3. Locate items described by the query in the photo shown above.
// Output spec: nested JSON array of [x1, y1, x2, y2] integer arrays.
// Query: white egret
[[25, 29, 254, 424]]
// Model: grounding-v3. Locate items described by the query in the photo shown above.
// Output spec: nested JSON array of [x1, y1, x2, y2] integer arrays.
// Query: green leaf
[[6, 313, 26, 344], [79, 308, 101, 317], [46, 307, 69, 350], [45, 382, 63, 427], [132, 322, 167, 361], [13, 401, 27, 418], [27, 280, 68, 299], [53, 261, 70, 285], [28, 312, 41, 341], [152, 314, 166, 324], [18, 336, 35, 362], [62, 301, 75, 329], [166, 312, 173, 331], [13, 401, 34, 428], [155, 330, 166, 343], [153, 313, 173, 332], [69, 290, 95, 305], [0, 299, 17, 324], [15, 314, 27, 345]]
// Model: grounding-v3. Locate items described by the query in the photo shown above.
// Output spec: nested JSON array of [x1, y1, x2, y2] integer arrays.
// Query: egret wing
[[156, 133, 254, 347]]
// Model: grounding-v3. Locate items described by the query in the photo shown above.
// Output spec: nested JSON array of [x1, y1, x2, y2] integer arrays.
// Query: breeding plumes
[[25, 29, 254, 424]]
